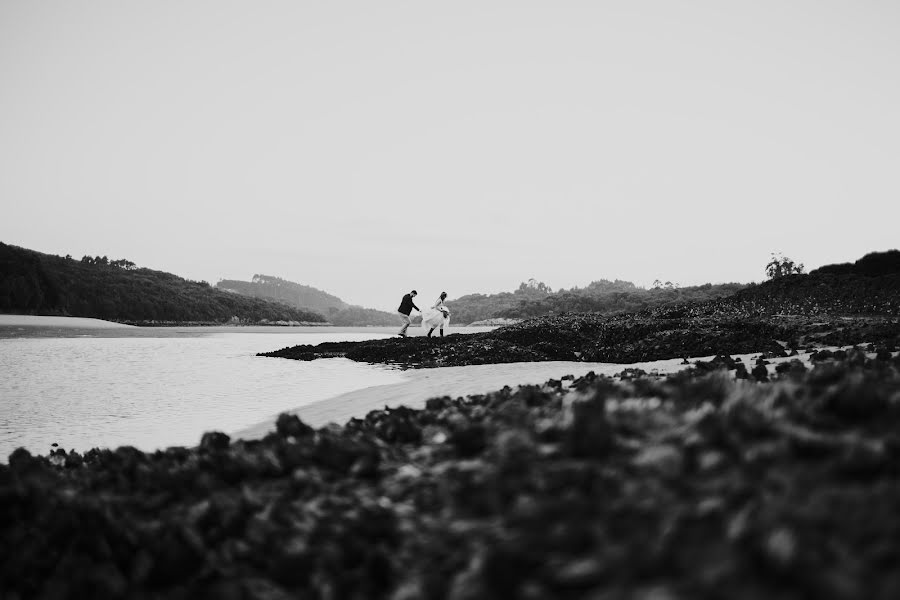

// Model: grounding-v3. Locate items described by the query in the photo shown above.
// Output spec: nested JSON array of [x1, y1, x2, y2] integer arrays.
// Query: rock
[[751, 364, 769, 382], [274, 413, 314, 438], [633, 586, 683, 600], [200, 431, 231, 451], [824, 374, 889, 421], [762, 527, 797, 571], [632, 444, 683, 478], [450, 423, 488, 458], [494, 429, 537, 467], [837, 440, 887, 479], [553, 556, 607, 588], [64, 450, 84, 469], [811, 349, 834, 362], [564, 394, 612, 458], [696, 450, 728, 473], [373, 406, 422, 444], [774, 359, 807, 377]]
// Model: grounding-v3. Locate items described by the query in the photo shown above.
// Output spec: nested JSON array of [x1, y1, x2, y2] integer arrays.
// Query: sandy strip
[[235, 352, 809, 440], [0, 315, 133, 329]]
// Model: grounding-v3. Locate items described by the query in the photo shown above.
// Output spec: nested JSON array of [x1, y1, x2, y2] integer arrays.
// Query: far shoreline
[[0, 315, 497, 339]]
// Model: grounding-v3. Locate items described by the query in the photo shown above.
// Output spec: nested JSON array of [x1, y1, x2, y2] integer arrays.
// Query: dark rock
[[751, 364, 769, 382], [774, 359, 808, 377], [632, 444, 683, 478], [837, 441, 888, 479], [811, 349, 834, 362], [373, 406, 422, 444], [274, 413, 314, 438], [450, 423, 487, 458], [200, 431, 231, 451], [8, 447, 36, 471], [564, 394, 612, 458], [823, 374, 889, 421], [64, 451, 84, 469]]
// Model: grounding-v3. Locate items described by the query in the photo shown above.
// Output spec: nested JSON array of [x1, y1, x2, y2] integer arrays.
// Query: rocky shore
[[260, 259, 900, 370], [3, 349, 900, 599], [260, 310, 900, 369]]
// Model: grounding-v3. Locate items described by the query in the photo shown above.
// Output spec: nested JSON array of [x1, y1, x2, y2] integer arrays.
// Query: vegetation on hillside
[[325, 306, 402, 327], [0, 243, 326, 324], [448, 278, 747, 325], [217, 275, 347, 315], [726, 250, 900, 317], [218, 274, 401, 326], [810, 249, 900, 277], [447, 251, 900, 325], [765, 253, 805, 279]]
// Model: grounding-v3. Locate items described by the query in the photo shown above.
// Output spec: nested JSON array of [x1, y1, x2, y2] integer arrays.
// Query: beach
[[235, 351, 812, 439]]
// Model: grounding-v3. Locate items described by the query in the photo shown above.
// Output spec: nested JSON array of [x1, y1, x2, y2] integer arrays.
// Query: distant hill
[[447, 278, 747, 325], [447, 251, 900, 324], [0, 242, 326, 324], [721, 250, 900, 317], [327, 306, 404, 327], [809, 249, 900, 277], [217, 275, 347, 315], [217, 275, 402, 326]]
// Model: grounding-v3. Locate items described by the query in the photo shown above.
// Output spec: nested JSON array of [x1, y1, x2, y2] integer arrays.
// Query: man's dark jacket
[[398, 294, 419, 315]]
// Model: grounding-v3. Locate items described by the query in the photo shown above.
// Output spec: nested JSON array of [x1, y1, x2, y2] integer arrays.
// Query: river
[[0, 318, 493, 459]]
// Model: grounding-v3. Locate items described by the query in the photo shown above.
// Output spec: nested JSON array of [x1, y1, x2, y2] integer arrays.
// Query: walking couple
[[397, 290, 450, 338]]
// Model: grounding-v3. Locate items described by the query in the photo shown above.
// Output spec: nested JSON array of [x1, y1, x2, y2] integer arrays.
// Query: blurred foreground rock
[[3, 350, 900, 599]]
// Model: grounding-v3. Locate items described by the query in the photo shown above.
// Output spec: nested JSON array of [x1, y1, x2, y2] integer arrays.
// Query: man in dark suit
[[397, 290, 420, 337]]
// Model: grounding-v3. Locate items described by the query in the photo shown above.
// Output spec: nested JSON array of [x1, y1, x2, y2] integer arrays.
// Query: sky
[[2, 1, 899, 312]]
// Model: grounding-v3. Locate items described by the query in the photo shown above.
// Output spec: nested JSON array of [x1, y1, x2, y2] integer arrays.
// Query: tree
[[517, 279, 552, 294], [766, 253, 805, 279]]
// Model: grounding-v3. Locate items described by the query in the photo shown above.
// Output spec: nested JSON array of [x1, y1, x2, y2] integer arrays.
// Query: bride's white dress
[[421, 300, 450, 330]]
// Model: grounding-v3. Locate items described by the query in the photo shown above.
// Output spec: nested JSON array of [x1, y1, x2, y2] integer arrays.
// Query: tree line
[[217, 275, 403, 326], [448, 278, 748, 325], [217, 275, 347, 316], [0, 242, 325, 324]]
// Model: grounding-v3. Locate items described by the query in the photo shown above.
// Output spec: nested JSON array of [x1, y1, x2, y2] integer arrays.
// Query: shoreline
[[234, 350, 811, 440]]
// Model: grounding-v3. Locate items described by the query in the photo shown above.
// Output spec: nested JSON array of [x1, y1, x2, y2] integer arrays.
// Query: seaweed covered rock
[[260, 311, 899, 371]]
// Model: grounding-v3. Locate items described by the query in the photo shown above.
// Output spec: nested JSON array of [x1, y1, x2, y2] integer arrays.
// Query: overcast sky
[[2, 1, 899, 312]]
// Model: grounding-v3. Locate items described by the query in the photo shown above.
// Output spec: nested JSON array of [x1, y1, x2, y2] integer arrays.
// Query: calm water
[[0, 325, 488, 459]]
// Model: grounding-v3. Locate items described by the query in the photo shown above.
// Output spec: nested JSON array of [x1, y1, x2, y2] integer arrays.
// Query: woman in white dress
[[421, 292, 450, 337]]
